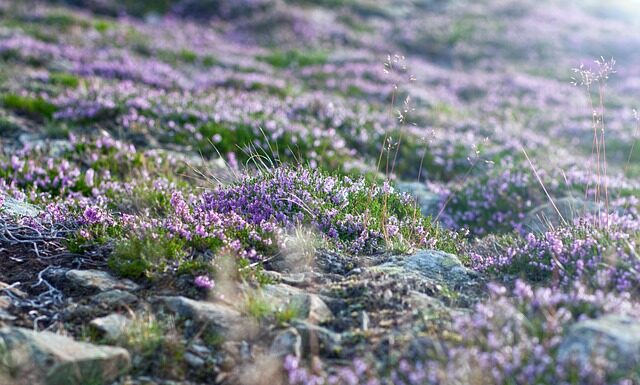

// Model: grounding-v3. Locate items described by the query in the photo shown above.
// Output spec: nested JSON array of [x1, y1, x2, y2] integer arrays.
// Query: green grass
[[108, 233, 187, 279], [2, 94, 57, 120], [258, 49, 328, 68], [49, 72, 81, 88]]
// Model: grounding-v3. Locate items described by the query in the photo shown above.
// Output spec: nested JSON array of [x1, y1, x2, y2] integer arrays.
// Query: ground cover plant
[[1, 0, 640, 384]]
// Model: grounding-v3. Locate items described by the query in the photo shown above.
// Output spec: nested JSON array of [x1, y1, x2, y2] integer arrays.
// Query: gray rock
[[90, 314, 131, 341], [64, 270, 139, 293], [188, 343, 212, 358], [270, 328, 301, 358], [92, 289, 138, 308], [152, 296, 242, 335], [523, 197, 601, 233], [0, 327, 130, 385], [184, 352, 205, 369], [395, 181, 441, 217], [558, 314, 640, 375], [374, 250, 475, 285], [292, 320, 342, 356], [261, 284, 333, 324]]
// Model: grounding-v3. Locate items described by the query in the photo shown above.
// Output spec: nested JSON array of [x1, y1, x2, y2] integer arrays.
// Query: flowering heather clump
[[287, 281, 640, 385], [106, 166, 456, 278], [440, 281, 640, 385], [471, 214, 640, 292], [442, 159, 550, 235], [1, 2, 640, 385]]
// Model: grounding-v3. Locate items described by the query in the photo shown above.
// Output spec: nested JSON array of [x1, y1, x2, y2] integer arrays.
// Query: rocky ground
[[1, 0, 640, 384]]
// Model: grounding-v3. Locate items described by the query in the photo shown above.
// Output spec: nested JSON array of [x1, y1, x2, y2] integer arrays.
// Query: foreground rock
[[0, 327, 130, 385], [558, 314, 640, 375]]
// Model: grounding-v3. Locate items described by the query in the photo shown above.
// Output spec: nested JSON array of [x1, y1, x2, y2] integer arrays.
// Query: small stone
[[90, 313, 131, 341], [64, 270, 139, 294], [0, 327, 130, 385], [270, 328, 302, 358], [92, 290, 138, 308], [184, 352, 206, 368], [152, 296, 242, 335], [293, 320, 342, 357], [189, 343, 212, 357], [261, 284, 334, 324]]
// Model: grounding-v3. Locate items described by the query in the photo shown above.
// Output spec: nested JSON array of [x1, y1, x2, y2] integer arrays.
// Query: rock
[[92, 289, 138, 308], [0, 196, 40, 217], [152, 296, 242, 335], [523, 197, 600, 233], [270, 328, 301, 358], [374, 250, 475, 285], [558, 314, 640, 375], [64, 270, 139, 294], [184, 352, 205, 369], [189, 343, 212, 358], [90, 313, 131, 341], [292, 320, 342, 357], [395, 181, 441, 217], [261, 284, 333, 324], [0, 327, 130, 385]]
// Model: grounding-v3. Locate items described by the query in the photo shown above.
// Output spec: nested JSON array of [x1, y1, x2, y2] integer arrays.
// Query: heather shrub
[[286, 281, 640, 385], [471, 214, 640, 293]]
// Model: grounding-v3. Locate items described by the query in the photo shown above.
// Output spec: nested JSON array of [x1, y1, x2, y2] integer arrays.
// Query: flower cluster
[[471, 214, 640, 293]]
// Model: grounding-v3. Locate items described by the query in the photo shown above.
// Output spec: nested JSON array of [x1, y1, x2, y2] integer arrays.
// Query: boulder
[[0, 327, 130, 385], [558, 314, 640, 376], [91, 289, 138, 309], [395, 181, 441, 217], [523, 197, 600, 233], [373, 250, 475, 285]]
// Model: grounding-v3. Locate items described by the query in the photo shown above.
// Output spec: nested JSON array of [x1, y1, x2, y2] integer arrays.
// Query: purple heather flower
[[84, 169, 95, 188], [194, 275, 215, 289]]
